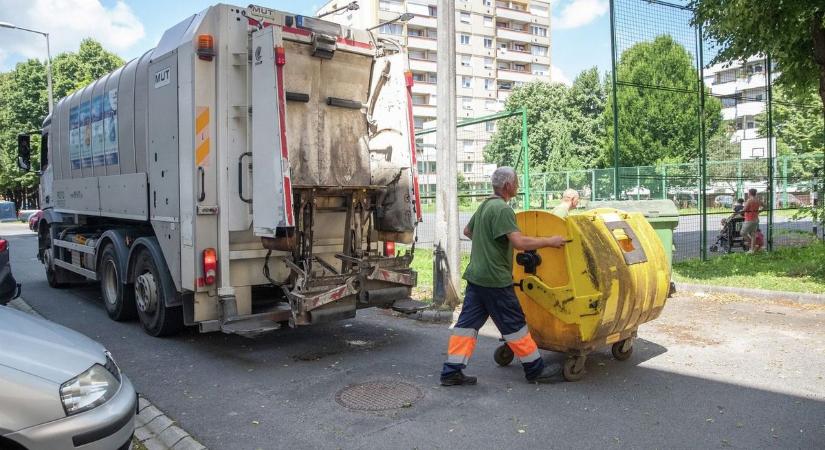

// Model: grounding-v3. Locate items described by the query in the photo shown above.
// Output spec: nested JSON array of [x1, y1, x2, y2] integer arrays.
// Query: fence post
[[662, 165, 668, 200], [697, 24, 708, 261], [766, 54, 775, 251], [521, 108, 530, 208], [736, 158, 743, 199], [782, 155, 789, 208], [543, 173, 547, 208], [591, 170, 596, 201], [609, 0, 621, 200]]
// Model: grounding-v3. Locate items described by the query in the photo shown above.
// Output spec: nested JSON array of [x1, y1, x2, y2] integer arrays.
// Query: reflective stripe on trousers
[[503, 325, 541, 363], [446, 327, 478, 366]]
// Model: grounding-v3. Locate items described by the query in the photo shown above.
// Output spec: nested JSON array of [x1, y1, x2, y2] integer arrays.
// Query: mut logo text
[[154, 68, 171, 88]]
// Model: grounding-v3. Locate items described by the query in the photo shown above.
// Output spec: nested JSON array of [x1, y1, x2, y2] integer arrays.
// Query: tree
[[755, 87, 824, 156], [602, 35, 724, 168], [0, 39, 123, 207], [690, 1, 825, 111], [484, 67, 606, 173]]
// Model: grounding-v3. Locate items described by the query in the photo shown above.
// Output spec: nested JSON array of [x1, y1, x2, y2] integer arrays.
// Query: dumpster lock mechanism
[[516, 250, 542, 274]]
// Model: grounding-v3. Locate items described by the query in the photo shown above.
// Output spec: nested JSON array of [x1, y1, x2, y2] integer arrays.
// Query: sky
[[0, 0, 612, 84]]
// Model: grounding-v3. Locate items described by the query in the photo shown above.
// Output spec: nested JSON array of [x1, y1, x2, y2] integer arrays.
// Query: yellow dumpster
[[493, 208, 672, 381]]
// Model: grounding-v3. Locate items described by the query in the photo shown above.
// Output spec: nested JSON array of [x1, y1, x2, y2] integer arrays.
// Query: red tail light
[[383, 241, 395, 257], [202, 248, 217, 285], [0, 239, 7, 252], [404, 70, 414, 87], [275, 46, 286, 66]]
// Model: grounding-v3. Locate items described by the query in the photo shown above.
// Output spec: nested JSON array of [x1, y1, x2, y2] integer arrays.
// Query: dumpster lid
[[584, 199, 679, 219]]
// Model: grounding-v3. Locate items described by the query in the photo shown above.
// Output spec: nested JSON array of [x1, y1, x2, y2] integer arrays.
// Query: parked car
[[714, 195, 735, 209], [0, 237, 20, 303], [16, 209, 38, 223], [27, 210, 43, 232], [0, 306, 136, 449]]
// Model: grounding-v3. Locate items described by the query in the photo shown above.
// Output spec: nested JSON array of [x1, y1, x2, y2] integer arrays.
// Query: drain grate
[[335, 381, 423, 411]]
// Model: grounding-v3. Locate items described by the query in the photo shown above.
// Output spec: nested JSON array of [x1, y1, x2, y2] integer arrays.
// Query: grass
[[403, 247, 470, 302], [673, 242, 825, 294]]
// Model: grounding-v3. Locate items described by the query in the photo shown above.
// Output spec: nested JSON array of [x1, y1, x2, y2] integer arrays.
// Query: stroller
[[710, 213, 748, 253]]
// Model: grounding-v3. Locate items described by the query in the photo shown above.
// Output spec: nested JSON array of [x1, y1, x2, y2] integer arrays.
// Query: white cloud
[[553, 0, 609, 30], [551, 65, 572, 85], [0, 0, 144, 70]]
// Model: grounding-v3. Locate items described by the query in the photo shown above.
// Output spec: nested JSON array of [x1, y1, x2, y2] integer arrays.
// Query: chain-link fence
[[608, 0, 825, 261]]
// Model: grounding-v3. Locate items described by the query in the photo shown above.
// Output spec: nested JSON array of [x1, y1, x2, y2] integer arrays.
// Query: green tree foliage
[[483, 67, 606, 173], [756, 87, 824, 157], [602, 35, 723, 168], [690, 0, 825, 110], [0, 39, 123, 207]]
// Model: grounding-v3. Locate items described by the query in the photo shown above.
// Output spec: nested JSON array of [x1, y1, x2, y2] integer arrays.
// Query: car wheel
[[99, 245, 137, 321], [133, 248, 183, 337]]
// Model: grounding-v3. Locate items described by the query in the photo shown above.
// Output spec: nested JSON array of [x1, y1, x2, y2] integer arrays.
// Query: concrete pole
[[436, 0, 460, 296]]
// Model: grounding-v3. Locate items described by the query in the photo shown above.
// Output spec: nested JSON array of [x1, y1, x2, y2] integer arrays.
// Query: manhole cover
[[335, 381, 423, 411]]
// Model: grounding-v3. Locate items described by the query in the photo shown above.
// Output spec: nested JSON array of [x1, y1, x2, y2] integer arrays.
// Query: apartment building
[[704, 56, 778, 159], [316, 0, 552, 192]]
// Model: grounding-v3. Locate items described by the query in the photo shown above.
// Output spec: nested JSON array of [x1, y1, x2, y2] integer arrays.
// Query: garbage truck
[[17, 3, 423, 337]]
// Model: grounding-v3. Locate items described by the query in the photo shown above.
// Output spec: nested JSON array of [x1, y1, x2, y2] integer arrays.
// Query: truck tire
[[43, 245, 68, 289], [99, 245, 137, 321], [132, 248, 183, 337]]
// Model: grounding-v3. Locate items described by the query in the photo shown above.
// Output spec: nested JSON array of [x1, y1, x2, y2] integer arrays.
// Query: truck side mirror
[[17, 134, 31, 172]]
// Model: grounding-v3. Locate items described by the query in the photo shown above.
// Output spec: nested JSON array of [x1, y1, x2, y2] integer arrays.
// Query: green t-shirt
[[462, 197, 520, 288]]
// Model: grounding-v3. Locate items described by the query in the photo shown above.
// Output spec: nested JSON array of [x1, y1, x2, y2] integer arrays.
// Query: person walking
[[551, 189, 580, 219], [440, 167, 566, 386], [741, 188, 762, 253]]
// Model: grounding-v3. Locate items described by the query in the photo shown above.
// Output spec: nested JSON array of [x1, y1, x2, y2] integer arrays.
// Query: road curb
[[6, 297, 207, 450], [676, 282, 825, 305]]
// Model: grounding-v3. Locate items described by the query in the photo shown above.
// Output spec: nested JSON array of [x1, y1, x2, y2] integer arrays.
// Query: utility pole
[[436, 0, 460, 298]]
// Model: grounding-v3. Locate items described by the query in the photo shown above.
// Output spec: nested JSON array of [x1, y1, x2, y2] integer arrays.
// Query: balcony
[[408, 15, 437, 28], [413, 104, 437, 117], [408, 36, 437, 51], [496, 6, 534, 23], [411, 82, 437, 96], [497, 48, 534, 63], [496, 27, 533, 42], [497, 69, 535, 83], [409, 58, 437, 72]]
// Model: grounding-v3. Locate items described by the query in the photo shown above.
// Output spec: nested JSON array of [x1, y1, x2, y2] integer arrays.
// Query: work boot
[[526, 362, 563, 384], [440, 371, 478, 386]]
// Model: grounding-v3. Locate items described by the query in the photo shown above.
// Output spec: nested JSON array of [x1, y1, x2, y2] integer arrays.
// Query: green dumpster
[[583, 200, 680, 266]]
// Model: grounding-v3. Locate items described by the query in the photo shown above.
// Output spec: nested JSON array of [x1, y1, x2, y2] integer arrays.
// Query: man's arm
[[463, 225, 472, 240], [507, 231, 566, 251]]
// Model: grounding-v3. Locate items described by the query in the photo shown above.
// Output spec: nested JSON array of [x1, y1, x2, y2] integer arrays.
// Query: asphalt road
[[4, 224, 825, 449], [415, 212, 816, 261]]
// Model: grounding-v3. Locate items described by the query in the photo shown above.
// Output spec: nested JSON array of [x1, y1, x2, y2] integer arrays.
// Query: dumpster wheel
[[611, 338, 633, 361], [563, 356, 586, 382], [494, 344, 514, 366]]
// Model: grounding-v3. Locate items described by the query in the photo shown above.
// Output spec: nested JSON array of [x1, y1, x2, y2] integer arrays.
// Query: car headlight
[[60, 363, 121, 416]]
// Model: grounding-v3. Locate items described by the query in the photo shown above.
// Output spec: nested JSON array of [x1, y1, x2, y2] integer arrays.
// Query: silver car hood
[[0, 306, 106, 384]]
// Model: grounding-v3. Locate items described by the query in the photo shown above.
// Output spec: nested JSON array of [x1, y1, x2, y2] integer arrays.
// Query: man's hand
[[543, 236, 566, 248], [508, 232, 567, 251]]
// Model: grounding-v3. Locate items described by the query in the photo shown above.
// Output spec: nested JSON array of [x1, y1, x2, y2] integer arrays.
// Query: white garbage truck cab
[[26, 3, 423, 337]]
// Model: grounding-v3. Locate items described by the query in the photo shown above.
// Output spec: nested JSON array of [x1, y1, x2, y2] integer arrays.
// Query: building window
[[483, 57, 493, 69], [462, 97, 473, 110], [412, 94, 428, 105], [428, 73, 438, 83], [484, 38, 493, 49], [513, 43, 526, 52], [408, 28, 423, 37], [483, 15, 493, 26], [715, 70, 736, 84], [417, 161, 425, 173], [409, 50, 425, 60], [414, 117, 426, 129], [721, 96, 736, 107], [462, 76, 473, 88], [428, 5, 437, 17], [484, 78, 494, 90], [378, 0, 404, 13], [530, 4, 549, 17], [483, 0, 492, 6], [531, 26, 547, 37], [412, 72, 426, 82], [464, 163, 473, 173], [531, 45, 548, 56], [498, 80, 513, 90], [461, 55, 472, 67], [747, 120, 755, 129], [460, 34, 471, 45], [378, 22, 403, 35], [499, 42, 508, 50], [429, 162, 436, 172], [460, 12, 471, 23], [514, 64, 527, 72], [532, 64, 548, 76], [486, 121, 496, 132], [463, 140, 474, 152]]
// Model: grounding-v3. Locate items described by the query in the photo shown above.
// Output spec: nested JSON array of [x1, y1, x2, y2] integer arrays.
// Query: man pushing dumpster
[[440, 167, 568, 386]]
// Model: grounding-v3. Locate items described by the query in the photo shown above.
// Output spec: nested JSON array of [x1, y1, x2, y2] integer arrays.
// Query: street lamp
[[318, 1, 359, 18], [366, 12, 415, 31], [0, 22, 53, 115]]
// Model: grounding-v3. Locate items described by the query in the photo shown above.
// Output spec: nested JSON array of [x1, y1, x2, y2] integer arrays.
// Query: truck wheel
[[99, 245, 136, 321], [43, 246, 67, 289], [133, 248, 183, 337]]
